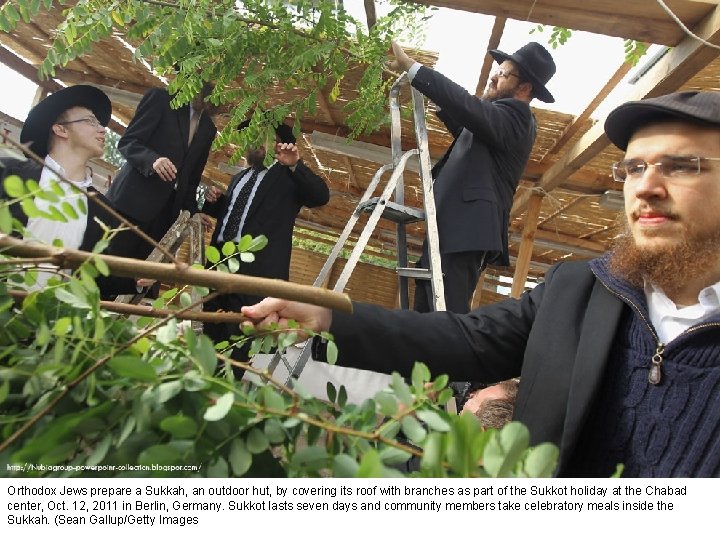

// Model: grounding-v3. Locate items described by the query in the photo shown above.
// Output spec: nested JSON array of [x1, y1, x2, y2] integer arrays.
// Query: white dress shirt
[[645, 281, 720, 343], [24, 155, 92, 287]]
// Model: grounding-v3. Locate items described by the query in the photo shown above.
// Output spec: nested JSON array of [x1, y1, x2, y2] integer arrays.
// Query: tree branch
[[0, 234, 353, 312]]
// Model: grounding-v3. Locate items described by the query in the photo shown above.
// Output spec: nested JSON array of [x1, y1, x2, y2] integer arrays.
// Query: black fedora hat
[[20, 84, 111, 157], [237, 119, 297, 144], [489, 42, 556, 103], [605, 91, 720, 150]]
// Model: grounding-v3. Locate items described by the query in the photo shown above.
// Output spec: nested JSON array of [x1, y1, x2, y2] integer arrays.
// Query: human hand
[[197, 212, 214, 230], [152, 157, 177, 182], [275, 142, 300, 167], [204, 185, 223, 203], [390, 40, 415, 73], [241, 297, 332, 341], [136, 278, 156, 288]]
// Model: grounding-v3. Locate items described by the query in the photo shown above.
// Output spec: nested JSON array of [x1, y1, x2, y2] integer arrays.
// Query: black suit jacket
[[107, 88, 217, 223], [411, 66, 536, 265], [318, 261, 626, 475], [204, 160, 329, 280]]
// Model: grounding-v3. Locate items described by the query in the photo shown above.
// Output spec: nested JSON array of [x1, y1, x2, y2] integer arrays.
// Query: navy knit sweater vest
[[566, 258, 720, 477]]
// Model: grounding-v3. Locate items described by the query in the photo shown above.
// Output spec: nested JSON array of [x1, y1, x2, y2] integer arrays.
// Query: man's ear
[[51, 123, 68, 139], [515, 82, 534, 102]]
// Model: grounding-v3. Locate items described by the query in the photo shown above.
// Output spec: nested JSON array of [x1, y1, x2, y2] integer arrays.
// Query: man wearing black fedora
[[390, 41, 556, 314], [1, 84, 143, 295], [201, 121, 329, 363]]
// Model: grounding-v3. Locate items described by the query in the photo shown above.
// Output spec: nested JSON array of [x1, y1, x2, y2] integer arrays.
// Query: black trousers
[[413, 243, 487, 314]]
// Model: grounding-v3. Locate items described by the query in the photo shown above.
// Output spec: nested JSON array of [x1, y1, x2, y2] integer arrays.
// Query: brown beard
[[608, 218, 720, 298]]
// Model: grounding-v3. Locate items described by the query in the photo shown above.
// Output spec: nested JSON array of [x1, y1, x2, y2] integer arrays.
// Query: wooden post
[[510, 193, 543, 298]]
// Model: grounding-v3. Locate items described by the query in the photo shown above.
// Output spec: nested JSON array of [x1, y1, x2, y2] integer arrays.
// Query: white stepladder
[[266, 73, 445, 385]]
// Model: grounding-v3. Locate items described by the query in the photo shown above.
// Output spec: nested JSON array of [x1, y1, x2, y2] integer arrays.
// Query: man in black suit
[[201, 123, 329, 360], [107, 82, 217, 260], [0, 84, 142, 295], [391, 41, 556, 313]]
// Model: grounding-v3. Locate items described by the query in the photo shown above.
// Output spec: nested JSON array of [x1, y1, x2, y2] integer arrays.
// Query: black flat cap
[[605, 91, 720, 150]]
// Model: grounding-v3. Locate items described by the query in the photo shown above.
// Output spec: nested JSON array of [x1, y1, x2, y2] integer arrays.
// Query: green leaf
[[3, 175, 26, 197], [245, 428, 269, 454], [522, 442, 558, 478], [326, 340, 338, 365], [0, 205, 12, 233], [261, 385, 285, 410], [227, 257, 240, 273], [156, 380, 183, 403], [400, 415, 426, 444], [247, 234, 268, 252], [378, 446, 412, 466], [263, 419, 286, 444], [337, 385, 347, 408], [326, 381, 337, 403], [107, 355, 157, 382], [179, 291, 192, 307], [357, 449, 384, 477], [85, 434, 112, 467], [229, 439, 252, 476], [374, 391, 397, 416], [290, 446, 328, 469], [204, 391, 234, 421], [391, 372, 413, 406], [61, 201, 78, 220], [239, 252, 255, 263], [160, 414, 198, 438], [192, 334, 218, 375], [411, 361, 430, 389], [0, 378, 10, 406], [221, 241, 236, 256], [483, 421, 531, 478], [207, 456, 229, 477], [93, 257, 110, 277], [53, 316, 72, 336], [332, 454, 359, 478], [420, 432, 444, 474], [139, 444, 182, 466], [206, 245, 220, 264], [416, 410, 450, 432]]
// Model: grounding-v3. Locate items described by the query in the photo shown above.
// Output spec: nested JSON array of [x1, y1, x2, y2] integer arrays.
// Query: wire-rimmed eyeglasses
[[611, 155, 720, 182], [56, 116, 104, 128], [493, 67, 519, 80]]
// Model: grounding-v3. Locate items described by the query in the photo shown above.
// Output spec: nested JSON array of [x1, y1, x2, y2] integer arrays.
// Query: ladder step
[[397, 267, 432, 280], [357, 198, 425, 223]]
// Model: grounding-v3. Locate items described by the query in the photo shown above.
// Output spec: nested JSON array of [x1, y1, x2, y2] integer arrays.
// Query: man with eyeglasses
[[0, 84, 145, 295], [390, 41, 556, 314], [242, 91, 720, 477]]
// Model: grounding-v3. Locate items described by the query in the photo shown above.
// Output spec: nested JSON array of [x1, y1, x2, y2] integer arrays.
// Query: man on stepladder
[[390, 40, 556, 313]]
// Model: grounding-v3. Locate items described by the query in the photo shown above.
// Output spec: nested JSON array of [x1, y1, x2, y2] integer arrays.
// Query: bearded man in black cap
[[391, 41, 556, 314], [244, 91, 720, 477], [0, 85, 144, 295], [201, 122, 329, 361]]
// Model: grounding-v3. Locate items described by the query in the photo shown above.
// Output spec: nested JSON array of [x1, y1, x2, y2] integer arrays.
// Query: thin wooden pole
[[510, 193, 543, 298]]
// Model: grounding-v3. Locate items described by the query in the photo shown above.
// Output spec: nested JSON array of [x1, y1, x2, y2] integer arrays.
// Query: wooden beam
[[510, 3, 720, 218], [410, 1, 712, 46], [545, 60, 634, 157], [474, 17, 506, 96], [55, 69, 148, 98], [511, 193, 543, 298], [0, 45, 61, 93]]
